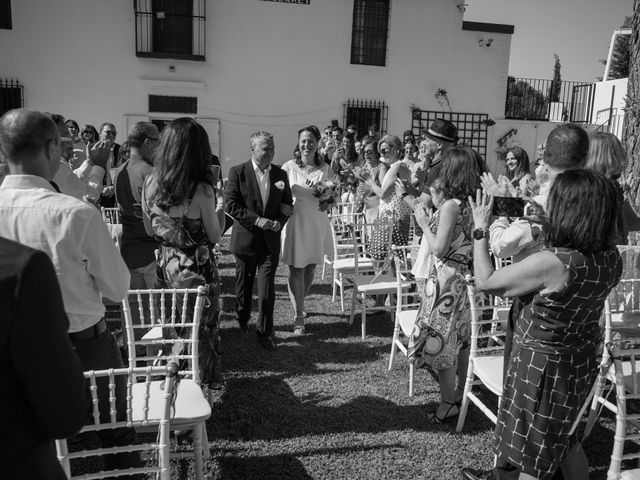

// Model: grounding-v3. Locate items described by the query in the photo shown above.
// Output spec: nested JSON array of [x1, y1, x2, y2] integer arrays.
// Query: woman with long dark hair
[[504, 146, 532, 194], [281, 126, 336, 335], [331, 132, 360, 203], [142, 117, 225, 392], [462, 169, 622, 480]]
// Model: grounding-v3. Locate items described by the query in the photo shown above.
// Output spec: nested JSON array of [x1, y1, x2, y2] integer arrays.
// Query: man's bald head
[[0, 108, 59, 163]]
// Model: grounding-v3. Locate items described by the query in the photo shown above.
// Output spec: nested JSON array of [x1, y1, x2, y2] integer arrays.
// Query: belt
[[69, 318, 107, 342]]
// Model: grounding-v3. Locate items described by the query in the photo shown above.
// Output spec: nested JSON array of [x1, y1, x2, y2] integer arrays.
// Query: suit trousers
[[234, 242, 279, 337], [72, 329, 143, 478]]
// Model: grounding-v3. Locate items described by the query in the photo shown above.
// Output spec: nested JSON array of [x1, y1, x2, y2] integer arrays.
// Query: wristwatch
[[472, 227, 489, 240]]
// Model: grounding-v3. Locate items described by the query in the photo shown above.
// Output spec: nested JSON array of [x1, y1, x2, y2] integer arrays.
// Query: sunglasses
[[103, 130, 117, 135], [364, 149, 375, 154]]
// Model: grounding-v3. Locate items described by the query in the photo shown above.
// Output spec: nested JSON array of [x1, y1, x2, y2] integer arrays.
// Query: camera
[[492, 196, 525, 217]]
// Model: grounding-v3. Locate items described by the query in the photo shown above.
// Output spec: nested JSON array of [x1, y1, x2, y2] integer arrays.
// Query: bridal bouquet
[[311, 179, 340, 212]]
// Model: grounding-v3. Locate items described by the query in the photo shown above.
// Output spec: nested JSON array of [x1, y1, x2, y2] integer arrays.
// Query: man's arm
[[81, 210, 130, 302], [274, 173, 293, 227], [224, 166, 260, 230], [12, 250, 89, 438]]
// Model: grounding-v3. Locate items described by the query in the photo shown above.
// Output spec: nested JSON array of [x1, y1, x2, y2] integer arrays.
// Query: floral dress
[[147, 195, 222, 388], [408, 200, 473, 371]]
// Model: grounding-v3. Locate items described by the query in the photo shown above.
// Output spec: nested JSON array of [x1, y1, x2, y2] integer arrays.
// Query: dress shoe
[[238, 319, 249, 333], [460, 467, 496, 480], [257, 335, 277, 350]]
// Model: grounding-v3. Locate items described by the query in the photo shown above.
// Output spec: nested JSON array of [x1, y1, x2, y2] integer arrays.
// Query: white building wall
[[591, 78, 628, 140], [0, 0, 512, 174]]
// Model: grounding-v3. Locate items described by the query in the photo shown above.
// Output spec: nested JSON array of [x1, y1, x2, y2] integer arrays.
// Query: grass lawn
[[191, 236, 619, 480]]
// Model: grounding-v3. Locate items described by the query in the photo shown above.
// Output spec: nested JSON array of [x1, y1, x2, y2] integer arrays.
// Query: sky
[[465, 0, 634, 82]]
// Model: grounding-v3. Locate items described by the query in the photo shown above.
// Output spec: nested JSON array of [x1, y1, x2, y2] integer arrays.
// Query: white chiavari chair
[[56, 364, 179, 480], [122, 286, 211, 480]]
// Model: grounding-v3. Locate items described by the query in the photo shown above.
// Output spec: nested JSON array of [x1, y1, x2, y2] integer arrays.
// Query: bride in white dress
[[281, 126, 336, 335]]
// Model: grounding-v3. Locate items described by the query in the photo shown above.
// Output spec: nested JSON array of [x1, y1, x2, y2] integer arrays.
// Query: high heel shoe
[[293, 315, 305, 336], [427, 400, 461, 424]]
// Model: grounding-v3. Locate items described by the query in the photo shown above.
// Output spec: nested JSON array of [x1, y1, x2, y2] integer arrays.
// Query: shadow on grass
[[211, 375, 436, 442], [215, 455, 313, 479], [212, 443, 402, 480], [219, 324, 389, 376]]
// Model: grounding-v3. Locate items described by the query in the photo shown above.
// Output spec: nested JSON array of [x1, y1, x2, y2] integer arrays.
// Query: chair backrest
[[122, 286, 207, 384], [56, 364, 179, 480], [605, 338, 640, 478], [465, 275, 508, 358], [328, 212, 363, 261], [599, 279, 640, 365], [331, 201, 355, 218], [353, 219, 394, 276], [101, 207, 121, 224], [393, 244, 421, 316], [493, 255, 513, 270]]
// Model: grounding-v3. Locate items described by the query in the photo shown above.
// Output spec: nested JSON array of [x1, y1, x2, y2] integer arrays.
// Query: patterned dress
[[407, 200, 473, 371], [148, 199, 222, 388], [369, 162, 413, 260], [495, 248, 622, 479]]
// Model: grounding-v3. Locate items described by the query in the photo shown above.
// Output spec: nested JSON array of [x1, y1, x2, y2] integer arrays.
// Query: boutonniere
[[275, 180, 285, 191]]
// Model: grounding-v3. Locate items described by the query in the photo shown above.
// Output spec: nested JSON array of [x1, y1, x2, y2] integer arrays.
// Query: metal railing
[[134, 0, 206, 61], [505, 76, 595, 122], [0, 78, 23, 116]]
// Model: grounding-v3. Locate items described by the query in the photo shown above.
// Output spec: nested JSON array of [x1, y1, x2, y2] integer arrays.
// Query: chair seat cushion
[[132, 378, 211, 426], [141, 326, 163, 342], [356, 278, 397, 294], [333, 257, 375, 272], [474, 356, 504, 396], [398, 309, 420, 336], [621, 469, 640, 480]]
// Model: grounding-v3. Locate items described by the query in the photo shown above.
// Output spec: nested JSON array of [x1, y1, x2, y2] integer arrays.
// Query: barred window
[[135, 0, 206, 61], [344, 99, 388, 137], [0, 79, 23, 116], [0, 0, 11, 30], [350, 0, 390, 67]]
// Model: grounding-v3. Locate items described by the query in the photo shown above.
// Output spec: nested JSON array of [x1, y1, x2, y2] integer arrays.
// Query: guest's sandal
[[427, 400, 461, 424]]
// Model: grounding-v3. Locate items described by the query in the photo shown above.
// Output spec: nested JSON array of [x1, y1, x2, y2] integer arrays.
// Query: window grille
[[0, 0, 11, 29], [149, 95, 197, 114], [410, 109, 489, 160], [261, 0, 310, 4], [350, 0, 390, 66], [135, 0, 206, 61], [0, 78, 23, 116], [343, 99, 388, 138]]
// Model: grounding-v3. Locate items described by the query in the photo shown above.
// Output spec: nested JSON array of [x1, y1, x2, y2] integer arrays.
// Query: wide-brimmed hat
[[424, 119, 458, 143]]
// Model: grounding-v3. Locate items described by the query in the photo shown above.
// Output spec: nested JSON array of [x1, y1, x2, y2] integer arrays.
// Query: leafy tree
[[597, 17, 632, 81], [549, 54, 562, 102], [623, 3, 640, 244], [505, 76, 547, 120], [610, 16, 632, 80]]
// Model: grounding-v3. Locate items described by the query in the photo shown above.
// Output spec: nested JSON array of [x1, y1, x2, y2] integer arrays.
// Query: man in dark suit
[[225, 131, 293, 350], [1, 237, 89, 479]]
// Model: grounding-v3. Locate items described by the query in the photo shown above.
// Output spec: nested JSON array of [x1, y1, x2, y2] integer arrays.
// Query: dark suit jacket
[[225, 160, 293, 256], [0, 237, 89, 479]]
